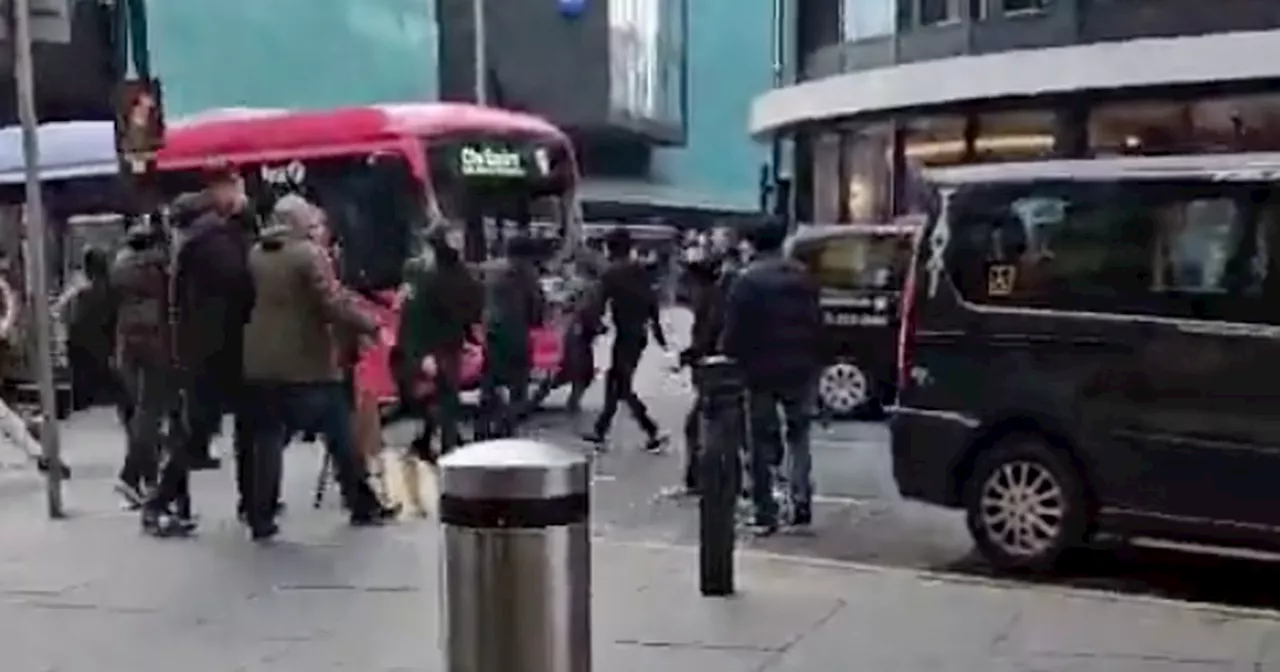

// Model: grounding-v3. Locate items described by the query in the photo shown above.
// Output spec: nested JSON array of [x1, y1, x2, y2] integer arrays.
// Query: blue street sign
[[558, 0, 586, 18]]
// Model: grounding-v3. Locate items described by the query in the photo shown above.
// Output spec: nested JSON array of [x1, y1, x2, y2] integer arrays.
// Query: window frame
[[917, 0, 961, 26]]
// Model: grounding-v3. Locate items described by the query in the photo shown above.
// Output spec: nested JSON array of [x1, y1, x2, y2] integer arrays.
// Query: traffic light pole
[[12, 0, 65, 518], [473, 0, 487, 105]]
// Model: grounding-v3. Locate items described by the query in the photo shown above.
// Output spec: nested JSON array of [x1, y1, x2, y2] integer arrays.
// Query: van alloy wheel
[[817, 361, 868, 415], [978, 460, 1065, 560]]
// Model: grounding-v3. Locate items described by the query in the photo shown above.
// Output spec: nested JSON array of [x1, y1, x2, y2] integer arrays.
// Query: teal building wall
[[145, 0, 439, 117], [651, 0, 773, 211]]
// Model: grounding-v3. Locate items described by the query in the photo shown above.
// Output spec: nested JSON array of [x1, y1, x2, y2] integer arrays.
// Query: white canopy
[[0, 120, 118, 185]]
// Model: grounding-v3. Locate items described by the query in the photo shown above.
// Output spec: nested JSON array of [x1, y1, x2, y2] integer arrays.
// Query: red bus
[[155, 103, 583, 403]]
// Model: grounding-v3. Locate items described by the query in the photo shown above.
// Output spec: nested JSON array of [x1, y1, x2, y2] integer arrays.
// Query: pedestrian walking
[[240, 194, 389, 540], [476, 234, 544, 438], [142, 165, 257, 536], [721, 218, 824, 535], [60, 248, 117, 411], [581, 227, 670, 453], [169, 164, 258, 476], [109, 221, 170, 509]]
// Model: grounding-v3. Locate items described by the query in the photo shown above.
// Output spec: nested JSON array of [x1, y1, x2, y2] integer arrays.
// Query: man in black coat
[[170, 165, 257, 479], [722, 218, 823, 534]]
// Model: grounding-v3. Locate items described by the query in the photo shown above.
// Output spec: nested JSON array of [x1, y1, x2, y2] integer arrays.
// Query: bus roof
[[0, 120, 118, 184], [156, 102, 572, 174]]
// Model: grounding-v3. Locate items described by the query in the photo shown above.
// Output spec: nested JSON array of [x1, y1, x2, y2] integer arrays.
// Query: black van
[[787, 223, 917, 416], [892, 154, 1280, 572]]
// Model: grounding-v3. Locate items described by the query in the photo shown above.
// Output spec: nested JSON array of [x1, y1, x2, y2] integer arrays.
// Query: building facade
[[753, 0, 1280, 224], [437, 0, 773, 217]]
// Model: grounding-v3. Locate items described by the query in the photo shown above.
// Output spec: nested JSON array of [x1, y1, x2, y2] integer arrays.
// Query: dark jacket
[[593, 259, 667, 348], [173, 208, 255, 372], [397, 248, 485, 364], [483, 256, 545, 374], [110, 233, 170, 366], [722, 254, 823, 390], [680, 264, 726, 367], [242, 224, 377, 383]]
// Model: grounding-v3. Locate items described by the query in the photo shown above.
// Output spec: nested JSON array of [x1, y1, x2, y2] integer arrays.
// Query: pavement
[[4, 437, 1280, 671], [2, 308, 1280, 668]]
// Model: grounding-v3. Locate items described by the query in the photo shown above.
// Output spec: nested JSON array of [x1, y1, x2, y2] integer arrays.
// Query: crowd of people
[[52, 165, 825, 541]]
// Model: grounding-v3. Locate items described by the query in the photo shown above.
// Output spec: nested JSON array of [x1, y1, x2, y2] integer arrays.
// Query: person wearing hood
[[477, 234, 545, 438], [59, 247, 116, 411], [239, 194, 387, 540], [109, 220, 170, 508], [170, 165, 258, 473], [396, 223, 484, 462]]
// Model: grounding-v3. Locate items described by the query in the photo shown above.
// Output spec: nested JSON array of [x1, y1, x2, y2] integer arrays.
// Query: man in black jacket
[[171, 165, 257, 479], [676, 258, 727, 493], [722, 218, 823, 533], [582, 227, 669, 453]]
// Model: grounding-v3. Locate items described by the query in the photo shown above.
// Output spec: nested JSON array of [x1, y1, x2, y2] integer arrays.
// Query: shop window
[[844, 125, 893, 222], [1090, 94, 1280, 156], [948, 179, 1278, 321], [904, 115, 967, 167], [918, 0, 960, 25], [1001, 0, 1048, 14], [811, 131, 841, 224], [842, 0, 896, 39]]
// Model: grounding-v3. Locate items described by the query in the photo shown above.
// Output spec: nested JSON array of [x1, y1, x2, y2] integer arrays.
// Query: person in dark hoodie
[[109, 220, 170, 508], [60, 248, 117, 411], [477, 234, 545, 438], [721, 218, 823, 534], [170, 165, 257, 476], [582, 227, 670, 453]]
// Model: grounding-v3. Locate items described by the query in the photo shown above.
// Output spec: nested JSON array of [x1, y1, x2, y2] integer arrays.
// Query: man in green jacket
[[397, 225, 484, 457]]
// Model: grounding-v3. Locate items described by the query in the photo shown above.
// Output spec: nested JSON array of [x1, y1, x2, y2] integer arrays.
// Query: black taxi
[[786, 221, 919, 416]]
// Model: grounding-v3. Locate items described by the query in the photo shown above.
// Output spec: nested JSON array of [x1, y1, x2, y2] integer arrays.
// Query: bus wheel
[[963, 433, 1089, 573], [817, 360, 870, 417]]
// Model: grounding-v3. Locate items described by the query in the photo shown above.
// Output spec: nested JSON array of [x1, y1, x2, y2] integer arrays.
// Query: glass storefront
[[1090, 93, 1280, 156], [802, 91, 1280, 224]]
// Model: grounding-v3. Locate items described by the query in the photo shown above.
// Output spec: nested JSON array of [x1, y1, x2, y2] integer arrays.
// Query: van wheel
[[817, 360, 871, 417], [963, 433, 1088, 573]]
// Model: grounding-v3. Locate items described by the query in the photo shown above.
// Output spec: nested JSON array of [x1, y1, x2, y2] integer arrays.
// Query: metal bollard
[[439, 439, 591, 672], [693, 355, 745, 597]]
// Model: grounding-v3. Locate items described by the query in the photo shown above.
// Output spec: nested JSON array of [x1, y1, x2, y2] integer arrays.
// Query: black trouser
[[592, 335, 657, 439], [117, 355, 167, 490], [146, 382, 197, 518], [68, 343, 114, 411], [479, 353, 530, 439], [412, 349, 464, 460], [245, 381, 379, 531]]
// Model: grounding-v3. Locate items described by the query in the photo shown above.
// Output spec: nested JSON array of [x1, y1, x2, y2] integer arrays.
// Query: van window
[[947, 180, 1278, 321], [794, 233, 910, 292]]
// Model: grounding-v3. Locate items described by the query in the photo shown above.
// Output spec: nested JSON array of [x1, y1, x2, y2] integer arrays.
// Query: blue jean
[[747, 382, 815, 524], [245, 381, 377, 528]]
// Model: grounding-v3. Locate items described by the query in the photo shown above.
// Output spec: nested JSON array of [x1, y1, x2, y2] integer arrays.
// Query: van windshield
[[795, 233, 912, 292]]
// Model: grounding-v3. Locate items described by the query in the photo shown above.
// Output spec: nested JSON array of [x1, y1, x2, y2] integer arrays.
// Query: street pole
[[12, 0, 64, 518], [768, 0, 784, 216], [473, 0, 487, 105]]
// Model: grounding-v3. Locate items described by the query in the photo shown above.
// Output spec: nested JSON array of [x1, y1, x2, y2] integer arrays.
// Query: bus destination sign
[[458, 144, 552, 180]]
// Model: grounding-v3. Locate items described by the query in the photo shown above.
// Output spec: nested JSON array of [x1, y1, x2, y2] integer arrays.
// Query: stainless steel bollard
[[439, 439, 591, 672]]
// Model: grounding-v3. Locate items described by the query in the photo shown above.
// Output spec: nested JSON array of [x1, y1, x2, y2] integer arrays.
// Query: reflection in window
[[918, 0, 959, 25], [794, 234, 911, 291], [844, 126, 892, 222], [905, 111, 1056, 166], [1001, 0, 1048, 13], [1090, 94, 1280, 156], [812, 132, 841, 224], [953, 181, 1274, 313], [842, 0, 895, 40], [608, 0, 684, 126]]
